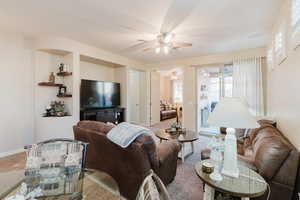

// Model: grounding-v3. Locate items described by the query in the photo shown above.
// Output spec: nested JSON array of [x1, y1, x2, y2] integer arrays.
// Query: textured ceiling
[[0, 0, 283, 63]]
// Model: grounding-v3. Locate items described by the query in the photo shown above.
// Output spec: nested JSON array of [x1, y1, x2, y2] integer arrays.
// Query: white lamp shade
[[207, 97, 259, 129]]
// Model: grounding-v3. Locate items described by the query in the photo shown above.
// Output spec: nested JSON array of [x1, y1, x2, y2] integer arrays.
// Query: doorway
[[128, 69, 147, 125], [149, 68, 183, 128], [197, 65, 233, 134]]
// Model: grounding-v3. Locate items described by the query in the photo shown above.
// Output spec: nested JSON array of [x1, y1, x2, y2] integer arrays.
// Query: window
[[274, 23, 287, 65], [275, 32, 283, 53], [267, 48, 274, 70], [172, 80, 183, 103], [292, 0, 300, 32], [291, 0, 300, 47]]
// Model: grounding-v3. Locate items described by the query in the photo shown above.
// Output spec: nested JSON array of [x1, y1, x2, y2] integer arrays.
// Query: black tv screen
[[80, 79, 120, 109]]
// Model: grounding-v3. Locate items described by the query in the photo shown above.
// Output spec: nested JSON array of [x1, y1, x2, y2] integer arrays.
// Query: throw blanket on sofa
[[107, 122, 152, 148]]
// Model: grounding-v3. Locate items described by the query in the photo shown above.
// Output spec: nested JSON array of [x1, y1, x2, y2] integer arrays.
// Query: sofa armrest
[[157, 140, 181, 164], [156, 140, 181, 185]]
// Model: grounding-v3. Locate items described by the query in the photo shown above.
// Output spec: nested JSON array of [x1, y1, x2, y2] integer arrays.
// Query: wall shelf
[[38, 82, 63, 87], [57, 94, 72, 98], [42, 115, 72, 118], [57, 72, 72, 77]]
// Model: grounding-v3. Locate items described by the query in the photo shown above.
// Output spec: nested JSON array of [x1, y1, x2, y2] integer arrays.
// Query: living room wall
[[0, 33, 146, 156], [267, 0, 300, 149], [80, 61, 115, 82], [160, 75, 172, 103], [0, 30, 35, 156]]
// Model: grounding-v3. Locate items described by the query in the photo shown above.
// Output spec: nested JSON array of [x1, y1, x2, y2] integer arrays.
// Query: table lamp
[[207, 97, 259, 178]]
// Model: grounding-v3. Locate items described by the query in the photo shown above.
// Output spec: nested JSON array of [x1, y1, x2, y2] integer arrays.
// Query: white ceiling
[[0, 0, 283, 63]]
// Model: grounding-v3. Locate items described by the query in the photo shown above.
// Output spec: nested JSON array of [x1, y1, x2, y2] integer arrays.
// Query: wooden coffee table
[[155, 129, 199, 162], [195, 160, 267, 200]]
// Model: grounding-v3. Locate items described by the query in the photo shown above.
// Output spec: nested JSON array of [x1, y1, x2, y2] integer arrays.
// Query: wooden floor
[[0, 152, 26, 173]]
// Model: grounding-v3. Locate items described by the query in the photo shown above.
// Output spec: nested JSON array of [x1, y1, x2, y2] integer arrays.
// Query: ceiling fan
[[124, 0, 199, 55]]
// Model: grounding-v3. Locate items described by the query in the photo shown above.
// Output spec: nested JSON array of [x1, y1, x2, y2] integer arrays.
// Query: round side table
[[155, 129, 199, 162], [195, 160, 267, 200]]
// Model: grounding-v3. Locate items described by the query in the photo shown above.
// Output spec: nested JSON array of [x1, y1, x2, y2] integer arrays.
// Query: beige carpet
[[149, 119, 211, 200]]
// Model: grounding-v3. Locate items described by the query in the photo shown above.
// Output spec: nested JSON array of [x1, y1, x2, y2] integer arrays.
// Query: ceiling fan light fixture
[[164, 33, 173, 43], [155, 47, 161, 54]]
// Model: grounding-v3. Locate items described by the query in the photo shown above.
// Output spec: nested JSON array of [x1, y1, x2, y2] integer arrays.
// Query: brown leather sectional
[[237, 121, 300, 200], [73, 120, 181, 200]]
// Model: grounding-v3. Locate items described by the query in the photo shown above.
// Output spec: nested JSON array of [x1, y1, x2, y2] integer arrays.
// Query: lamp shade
[[207, 97, 259, 129]]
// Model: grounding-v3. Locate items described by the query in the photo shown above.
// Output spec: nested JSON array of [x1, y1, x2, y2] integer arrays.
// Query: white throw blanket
[[106, 122, 152, 148]]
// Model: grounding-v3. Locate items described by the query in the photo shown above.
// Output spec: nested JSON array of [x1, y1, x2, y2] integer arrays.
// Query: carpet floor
[[149, 118, 212, 200]]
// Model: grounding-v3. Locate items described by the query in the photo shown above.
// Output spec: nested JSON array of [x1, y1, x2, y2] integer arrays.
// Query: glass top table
[[155, 129, 199, 162], [155, 129, 199, 143], [195, 160, 267, 200], [0, 169, 120, 200]]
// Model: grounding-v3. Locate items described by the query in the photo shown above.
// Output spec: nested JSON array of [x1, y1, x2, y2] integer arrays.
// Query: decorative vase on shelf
[[49, 72, 55, 83]]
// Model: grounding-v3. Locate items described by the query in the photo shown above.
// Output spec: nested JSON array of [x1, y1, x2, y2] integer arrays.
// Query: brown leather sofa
[[237, 121, 300, 200], [160, 101, 177, 121], [73, 121, 181, 200], [201, 121, 300, 200]]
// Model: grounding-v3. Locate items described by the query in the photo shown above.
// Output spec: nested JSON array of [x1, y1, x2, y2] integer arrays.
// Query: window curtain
[[172, 79, 183, 104], [232, 57, 264, 116]]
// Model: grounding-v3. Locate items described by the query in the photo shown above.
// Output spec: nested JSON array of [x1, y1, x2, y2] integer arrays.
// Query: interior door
[[150, 71, 161, 125], [128, 69, 140, 124]]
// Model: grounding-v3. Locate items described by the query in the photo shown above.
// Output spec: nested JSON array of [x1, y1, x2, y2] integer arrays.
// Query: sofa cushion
[[254, 135, 291, 180]]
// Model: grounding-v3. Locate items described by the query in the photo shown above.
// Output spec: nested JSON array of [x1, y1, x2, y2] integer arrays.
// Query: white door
[[129, 69, 140, 124], [150, 71, 160, 125]]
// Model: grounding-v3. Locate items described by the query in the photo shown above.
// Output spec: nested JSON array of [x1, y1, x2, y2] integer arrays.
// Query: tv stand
[[80, 107, 125, 124]]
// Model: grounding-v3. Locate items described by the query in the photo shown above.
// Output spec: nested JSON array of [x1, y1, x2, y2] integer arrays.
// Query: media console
[[80, 107, 125, 124]]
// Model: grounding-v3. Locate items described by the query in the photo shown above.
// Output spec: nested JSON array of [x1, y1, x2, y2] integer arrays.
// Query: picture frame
[[58, 86, 67, 95]]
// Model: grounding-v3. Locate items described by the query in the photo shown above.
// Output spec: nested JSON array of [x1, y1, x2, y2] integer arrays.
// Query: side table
[[195, 160, 267, 200]]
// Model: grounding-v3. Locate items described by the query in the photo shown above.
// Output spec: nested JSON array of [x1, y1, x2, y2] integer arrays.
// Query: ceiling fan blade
[[160, 0, 199, 34], [120, 40, 157, 53], [173, 42, 192, 47], [143, 47, 155, 52]]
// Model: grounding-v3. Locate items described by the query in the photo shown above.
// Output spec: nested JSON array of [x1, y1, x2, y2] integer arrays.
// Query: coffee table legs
[[179, 141, 196, 163], [203, 184, 250, 200], [191, 141, 195, 153], [203, 184, 214, 200], [181, 143, 185, 162]]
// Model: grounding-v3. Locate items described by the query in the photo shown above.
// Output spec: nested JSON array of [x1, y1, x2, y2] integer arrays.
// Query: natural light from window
[[275, 32, 283, 55], [173, 80, 183, 103], [292, 0, 300, 36]]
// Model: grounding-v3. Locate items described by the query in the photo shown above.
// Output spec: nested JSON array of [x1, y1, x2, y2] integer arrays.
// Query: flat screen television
[[80, 79, 120, 110]]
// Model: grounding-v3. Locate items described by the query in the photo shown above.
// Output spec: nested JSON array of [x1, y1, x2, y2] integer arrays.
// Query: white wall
[[34, 51, 77, 142], [182, 67, 197, 131], [80, 61, 115, 82], [160, 75, 172, 103], [267, 0, 300, 149], [0, 31, 35, 156], [0, 32, 149, 156]]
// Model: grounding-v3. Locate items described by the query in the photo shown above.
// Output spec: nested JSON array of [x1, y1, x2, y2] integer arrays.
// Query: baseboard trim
[[0, 148, 25, 158]]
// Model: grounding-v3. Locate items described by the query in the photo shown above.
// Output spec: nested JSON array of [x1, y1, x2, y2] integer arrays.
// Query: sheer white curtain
[[172, 79, 183, 103], [232, 57, 264, 116]]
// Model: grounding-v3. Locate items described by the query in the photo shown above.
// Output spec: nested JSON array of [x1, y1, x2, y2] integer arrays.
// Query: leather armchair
[[73, 121, 181, 200]]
